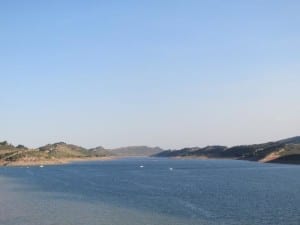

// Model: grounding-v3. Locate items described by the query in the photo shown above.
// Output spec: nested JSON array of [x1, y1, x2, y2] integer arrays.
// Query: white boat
[[140, 165, 144, 168], [40, 165, 44, 168]]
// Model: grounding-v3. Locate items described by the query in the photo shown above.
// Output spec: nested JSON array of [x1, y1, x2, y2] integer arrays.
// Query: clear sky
[[1, 0, 300, 149]]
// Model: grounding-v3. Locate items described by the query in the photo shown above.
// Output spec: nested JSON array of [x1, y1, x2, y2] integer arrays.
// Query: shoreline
[[0, 156, 120, 167], [1, 155, 299, 167], [164, 156, 300, 165]]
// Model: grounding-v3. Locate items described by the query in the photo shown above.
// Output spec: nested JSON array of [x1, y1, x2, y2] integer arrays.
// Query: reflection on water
[[0, 158, 299, 225]]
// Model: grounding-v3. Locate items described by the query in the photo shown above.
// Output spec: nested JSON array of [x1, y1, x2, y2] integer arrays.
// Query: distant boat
[[140, 165, 144, 168], [169, 167, 173, 171], [40, 165, 44, 168]]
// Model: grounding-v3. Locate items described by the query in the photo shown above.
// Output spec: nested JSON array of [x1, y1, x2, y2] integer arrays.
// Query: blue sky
[[1, 1, 300, 149]]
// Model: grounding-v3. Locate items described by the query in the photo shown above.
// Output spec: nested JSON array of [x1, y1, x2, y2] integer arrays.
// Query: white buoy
[[169, 167, 173, 171]]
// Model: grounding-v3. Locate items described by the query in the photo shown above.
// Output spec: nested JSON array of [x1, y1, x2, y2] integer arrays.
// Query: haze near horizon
[[1, 1, 300, 149]]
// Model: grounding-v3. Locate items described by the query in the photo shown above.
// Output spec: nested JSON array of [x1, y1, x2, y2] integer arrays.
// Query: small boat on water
[[40, 165, 44, 168], [169, 167, 173, 171], [140, 165, 144, 168]]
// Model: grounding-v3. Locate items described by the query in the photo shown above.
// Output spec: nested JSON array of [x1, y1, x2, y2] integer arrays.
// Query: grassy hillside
[[0, 141, 113, 166], [154, 137, 300, 164]]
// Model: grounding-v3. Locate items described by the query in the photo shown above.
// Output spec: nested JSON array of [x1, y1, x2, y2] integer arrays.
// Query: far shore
[[1, 155, 299, 167], [165, 155, 300, 165]]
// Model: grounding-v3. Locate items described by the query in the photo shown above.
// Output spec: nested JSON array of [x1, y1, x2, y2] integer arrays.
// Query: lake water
[[0, 158, 299, 225]]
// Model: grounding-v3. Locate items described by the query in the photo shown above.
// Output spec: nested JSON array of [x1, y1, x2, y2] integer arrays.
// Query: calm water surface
[[0, 158, 299, 225]]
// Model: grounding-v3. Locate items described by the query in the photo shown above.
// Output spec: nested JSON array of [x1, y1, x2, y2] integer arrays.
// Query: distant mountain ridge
[[107, 146, 163, 157], [154, 136, 300, 164]]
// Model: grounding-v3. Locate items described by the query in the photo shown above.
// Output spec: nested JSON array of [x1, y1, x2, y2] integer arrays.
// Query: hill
[[0, 141, 164, 166], [0, 141, 113, 166], [154, 137, 300, 164], [1, 137, 299, 166]]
